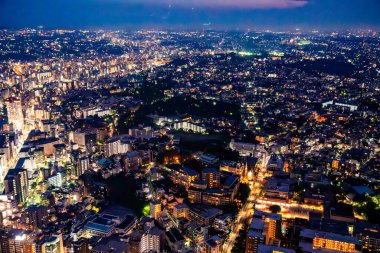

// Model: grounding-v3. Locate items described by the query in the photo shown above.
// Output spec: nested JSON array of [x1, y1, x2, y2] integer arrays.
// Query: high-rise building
[[150, 200, 161, 220], [246, 218, 266, 253], [354, 220, 380, 252], [253, 210, 282, 246], [139, 227, 164, 253], [105, 135, 132, 157], [246, 230, 265, 253], [5, 97, 24, 132], [23, 205, 49, 230], [173, 203, 189, 219], [73, 130, 97, 153], [74, 156, 89, 177], [203, 235, 223, 253], [1, 229, 36, 253], [299, 229, 361, 253], [4, 168, 29, 203], [188, 187, 203, 204], [36, 233, 64, 253], [202, 168, 220, 189]]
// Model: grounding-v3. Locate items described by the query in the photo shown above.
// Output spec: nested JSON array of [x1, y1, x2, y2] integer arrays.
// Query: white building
[[5, 97, 24, 132], [105, 135, 133, 157], [76, 156, 90, 177], [229, 139, 256, 156], [47, 173, 63, 188], [75, 106, 113, 119], [172, 121, 206, 133], [322, 100, 358, 112], [129, 126, 154, 139], [139, 227, 164, 253]]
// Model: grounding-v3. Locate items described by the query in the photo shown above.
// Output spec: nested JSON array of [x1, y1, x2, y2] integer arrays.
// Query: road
[[145, 164, 157, 199], [146, 164, 180, 228], [222, 153, 268, 253]]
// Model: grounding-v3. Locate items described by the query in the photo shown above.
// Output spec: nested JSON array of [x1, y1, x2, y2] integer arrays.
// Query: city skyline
[[0, 1, 379, 252]]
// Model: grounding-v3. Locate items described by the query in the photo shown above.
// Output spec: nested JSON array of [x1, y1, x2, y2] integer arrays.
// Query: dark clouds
[[0, 0, 379, 29], [123, 0, 309, 9]]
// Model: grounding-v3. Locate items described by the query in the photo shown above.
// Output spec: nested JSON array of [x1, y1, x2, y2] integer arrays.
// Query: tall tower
[[150, 200, 162, 220], [253, 210, 282, 246], [4, 168, 29, 203], [139, 227, 163, 253], [5, 97, 24, 132]]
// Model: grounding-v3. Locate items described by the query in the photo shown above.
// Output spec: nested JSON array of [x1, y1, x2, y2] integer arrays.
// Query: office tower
[[4, 168, 29, 203], [5, 97, 24, 132], [150, 200, 161, 220], [76, 156, 90, 177]]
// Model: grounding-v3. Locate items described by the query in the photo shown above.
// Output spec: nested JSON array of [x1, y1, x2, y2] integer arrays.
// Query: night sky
[[0, 0, 379, 30]]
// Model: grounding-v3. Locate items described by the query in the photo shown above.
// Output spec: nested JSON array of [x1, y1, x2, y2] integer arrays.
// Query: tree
[[231, 224, 248, 253], [31, 182, 38, 190], [269, 205, 281, 214], [238, 183, 251, 204]]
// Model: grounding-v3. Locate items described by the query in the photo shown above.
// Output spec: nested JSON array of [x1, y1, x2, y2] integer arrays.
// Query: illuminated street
[[223, 154, 268, 253]]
